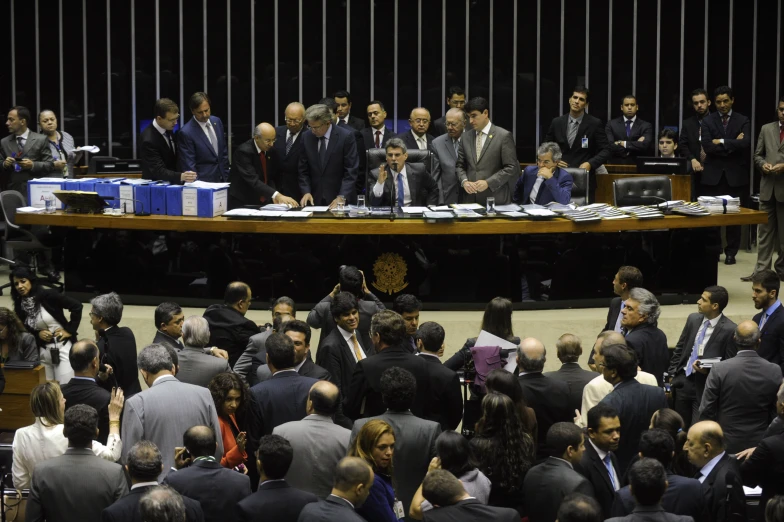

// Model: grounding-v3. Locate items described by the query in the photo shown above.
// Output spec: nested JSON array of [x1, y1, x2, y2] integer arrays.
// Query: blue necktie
[[604, 454, 618, 491], [16, 136, 24, 152], [397, 172, 405, 208], [685, 320, 710, 377], [625, 120, 632, 137], [759, 313, 769, 331], [318, 136, 327, 167], [614, 302, 626, 333]]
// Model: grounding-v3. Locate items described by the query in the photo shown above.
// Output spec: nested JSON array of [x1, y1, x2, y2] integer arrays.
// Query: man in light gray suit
[[350, 367, 440, 520], [431, 108, 467, 205], [176, 316, 231, 387], [699, 320, 783, 453], [274, 381, 350, 498], [27, 404, 128, 522], [1, 106, 54, 199], [233, 296, 296, 384], [456, 97, 521, 205], [121, 344, 223, 478]]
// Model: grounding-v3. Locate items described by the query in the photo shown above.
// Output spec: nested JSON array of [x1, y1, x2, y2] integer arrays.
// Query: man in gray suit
[[27, 404, 128, 522], [233, 296, 296, 383], [176, 316, 231, 387], [456, 97, 520, 205], [1, 106, 54, 198], [699, 320, 783, 453], [121, 344, 223, 478], [351, 367, 440, 520], [431, 108, 467, 204], [273, 381, 350, 498]]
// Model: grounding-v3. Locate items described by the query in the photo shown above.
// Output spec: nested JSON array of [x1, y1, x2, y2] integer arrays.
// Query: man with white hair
[[621, 288, 670, 387], [513, 142, 574, 205], [176, 316, 231, 388]]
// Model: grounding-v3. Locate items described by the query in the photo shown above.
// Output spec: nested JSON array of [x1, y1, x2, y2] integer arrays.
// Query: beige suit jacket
[[754, 121, 784, 202]]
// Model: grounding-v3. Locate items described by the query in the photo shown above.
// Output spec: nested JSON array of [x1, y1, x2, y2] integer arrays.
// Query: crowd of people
[[2, 259, 784, 522]]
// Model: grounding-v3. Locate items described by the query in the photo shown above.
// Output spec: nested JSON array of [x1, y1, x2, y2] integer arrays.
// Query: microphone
[[103, 197, 151, 216], [639, 195, 670, 213], [388, 162, 397, 221], [724, 470, 742, 522]]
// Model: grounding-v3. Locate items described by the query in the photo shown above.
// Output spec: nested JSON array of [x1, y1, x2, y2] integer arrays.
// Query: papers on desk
[[184, 180, 231, 189], [525, 208, 558, 217], [224, 209, 285, 217], [16, 206, 46, 213], [501, 211, 528, 218], [744, 486, 762, 497], [698, 195, 740, 214], [302, 206, 331, 212], [451, 203, 484, 210], [423, 211, 454, 219], [494, 204, 522, 212], [453, 208, 482, 218], [429, 205, 452, 211], [75, 145, 100, 153], [261, 203, 293, 211], [401, 206, 430, 214], [475, 330, 520, 373], [281, 211, 313, 218]]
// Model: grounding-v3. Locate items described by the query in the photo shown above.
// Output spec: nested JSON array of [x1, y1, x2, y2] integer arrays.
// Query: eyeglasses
[[309, 121, 328, 131], [445, 122, 462, 128], [285, 118, 303, 124], [410, 118, 430, 124]]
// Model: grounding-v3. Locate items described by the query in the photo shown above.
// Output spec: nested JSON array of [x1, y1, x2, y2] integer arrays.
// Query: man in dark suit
[[368, 138, 439, 207], [751, 269, 784, 372], [163, 426, 251, 522], [350, 367, 441, 518], [27, 405, 128, 522], [233, 297, 295, 383], [254, 320, 332, 384], [153, 302, 185, 350], [605, 94, 654, 164], [102, 440, 204, 522], [90, 292, 142, 397], [176, 92, 230, 182], [320, 97, 367, 187], [516, 337, 573, 457], [430, 86, 467, 137], [419, 470, 520, 522], [203, 282, 260, 367], [396, 107, 436, 151], [274, 102, 307, 202], [605, 459, 694, 522], [545, 85, 612, 200], [512, 142, 574, 205], [610, 429, 706, 521], [228, 122, 300, 209], [334, 90, 366, 131], [431, 108, 466, 204], [298, 103, 359, 207], [685, 421, 746, 522], [544, 334, 596, 414], [393, 294, 422, 353], [140, 98, 197, 184], [600, 344, 668, 475], [621, 288, 670, 387], [679, 88, 712, 184], [699, 320, 782, 454], [235, 434, 317, 522], [668, 286, 737, 428], [577, 403, 622, 519], [416, 322, 462, 431], [699, 85, 752, 265], [523, 423, 594, 522], [362, 101, 394, 150], [345, 310, 433, 421], [296, 457, 374, 522], [1, 105, 54, 197], [61, 340, 112, 444]]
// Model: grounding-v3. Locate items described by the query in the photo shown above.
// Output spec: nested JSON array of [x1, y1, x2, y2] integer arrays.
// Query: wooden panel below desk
[[0, 366, 47, 430], [596, 173, 692, 204]]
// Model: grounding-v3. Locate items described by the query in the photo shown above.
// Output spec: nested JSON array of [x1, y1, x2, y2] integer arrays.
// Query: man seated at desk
[[658, 128, 692, 173], [368, 138, 438, 208], [513, 142, 574, 205]]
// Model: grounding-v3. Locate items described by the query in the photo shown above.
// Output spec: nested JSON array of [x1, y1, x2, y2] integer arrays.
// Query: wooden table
[[17, 208, 767, 235], [0, 366, 46, 430]]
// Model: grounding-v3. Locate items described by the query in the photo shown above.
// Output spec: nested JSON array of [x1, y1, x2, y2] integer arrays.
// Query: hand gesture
[[108, 387, 125, 421], [637, 136, 645, 142], [328, 196, 345, 210], [300, 193, 314, 207], [736, 132, 745, 140], [329, 283, 341, 298], [39, 330, 54, 342], [735, 447, 756, 461], [573, 409, 583, 425], [578, 162, 592, 171], [273, 194, 299, 207], [54, 160, 67, 170], [538, 167, 554, 180], [691, 159, 704, 172], [2, 157, 14, 168], [463, 181, 478, 194], [474, 180, 489, 192], [236, 432, 247, 453], [427, 457, 441, 472], [210, 347, 229, 360], [174, 447, 192, 470], [378, 164, 388, 185], [18, 159, 33, 170], [691, 360, 708, 375], [557, 160, 570, 168], [53, 328, 71, 341], [181, 171, 197, 182]]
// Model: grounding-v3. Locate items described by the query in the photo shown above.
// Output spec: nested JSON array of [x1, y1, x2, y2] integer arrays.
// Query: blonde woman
[[349, 419, 402, 522]]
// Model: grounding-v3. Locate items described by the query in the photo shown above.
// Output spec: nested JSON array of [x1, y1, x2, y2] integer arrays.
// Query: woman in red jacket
[[208, 372, 249, 470]]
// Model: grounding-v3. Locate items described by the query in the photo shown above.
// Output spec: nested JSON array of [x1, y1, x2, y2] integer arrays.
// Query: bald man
[[395, 107, 435, 152], [228, 123, 300, 209], [685, 421, 746, 522], [274, 102, 307, 201]]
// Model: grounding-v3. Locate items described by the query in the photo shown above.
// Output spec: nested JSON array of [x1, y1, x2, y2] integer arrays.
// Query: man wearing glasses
[[274, 102, 308, 202], [395, 107, 435, 152], [431, 86, 467, 137], [140, 98, 197, 184]]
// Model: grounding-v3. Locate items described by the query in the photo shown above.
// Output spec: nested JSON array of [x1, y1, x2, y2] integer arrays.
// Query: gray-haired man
[[513, 142, 574, 205], [367, 138, 438, 208]]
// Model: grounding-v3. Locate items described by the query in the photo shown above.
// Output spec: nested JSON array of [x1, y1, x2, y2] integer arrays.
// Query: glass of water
[[44, 195, 55, 214], [336, 195, 346, 212], [356, 195, 367, 215], [486, 197, 496, 214]]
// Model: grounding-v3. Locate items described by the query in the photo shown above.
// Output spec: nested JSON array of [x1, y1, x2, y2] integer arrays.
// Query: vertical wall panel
[[422, 0, 444, 120], [373, 1, 394, 127], [659, 0, 685, 130], [492, 0, 514, 133], [588, 0, 610, 120], [229, 0, 252, 142], [348, 0, 371, 114], [539, 0, 561, 141], [562, 0, 587, 113]]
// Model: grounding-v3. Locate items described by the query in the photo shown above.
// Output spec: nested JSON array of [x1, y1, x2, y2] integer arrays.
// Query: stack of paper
[[450, 203, 484, 210], [423, 211, 454, 219], [698, 195, 741, 214], [672, 202, 711, 216], [16, 206, 46, 213], [184, 180, 231, 189], [525, 208, 558, 217], [556, 209, 602, 223], [401, 206, 430, 214], [619, 206, 665, 219], [261, 203, 293, 211], [453, 208, 482, 218]]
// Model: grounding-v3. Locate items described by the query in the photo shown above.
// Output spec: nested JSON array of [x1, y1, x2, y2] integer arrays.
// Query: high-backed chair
[[613, 176, 673, 207], [563, 167, 589, 205], [365, 149, 433, 196]]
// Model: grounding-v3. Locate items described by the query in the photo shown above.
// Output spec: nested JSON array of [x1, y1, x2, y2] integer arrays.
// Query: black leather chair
[[365, 149, 433, 196], [613, 176, 673, 207], [563, 167, 589, 205]]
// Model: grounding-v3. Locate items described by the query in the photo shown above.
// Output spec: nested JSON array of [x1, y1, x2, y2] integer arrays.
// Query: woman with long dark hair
[[0, 307, 39, 364], [208, 372, 249, 470], [444, 297, 519, 371], [485, 369, 538, 445], [349, 419, 403, 522]]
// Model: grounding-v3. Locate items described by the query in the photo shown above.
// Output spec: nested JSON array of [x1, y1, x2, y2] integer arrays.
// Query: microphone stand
[[640, 195, 670, 214], [104, 197, 151, 216], [388, 162, 397, 222]]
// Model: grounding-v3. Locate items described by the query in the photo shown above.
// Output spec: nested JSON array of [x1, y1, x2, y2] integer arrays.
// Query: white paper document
[[475, 330, 520, 372], [75, 145, 100, 153], [184, 180, 231, 189], [423, 211, 454, 219], [501, 211, 528, 218], [281, 211, 313, 218], [401, 206, 430, 213], [302, 206, 331, 212], [494, 204, 521, 212], [451, 203, 484, 210], [16, 206, 46, 213], [429, 205, 451, 211]]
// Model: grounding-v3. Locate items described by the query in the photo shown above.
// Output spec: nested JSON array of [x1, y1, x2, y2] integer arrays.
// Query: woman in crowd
[[470, 392, 535, 516], [11, 267, 82, 383], [0, 307, 39, 364], [208, 372, 249, 471], [38, 110, 82, 178], [444, 297, 520, 372], [485, 368, 538, 445], [349, 419, 402, 522], [12, 381, 123, 489], [409, 430, 492, 519], [650, 408, 694, 477]]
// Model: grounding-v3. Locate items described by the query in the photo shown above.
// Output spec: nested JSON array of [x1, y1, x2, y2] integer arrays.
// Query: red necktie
[[375, 130, 381, 148], [779, 124, 784, 144], [259, 152, 268, 202]]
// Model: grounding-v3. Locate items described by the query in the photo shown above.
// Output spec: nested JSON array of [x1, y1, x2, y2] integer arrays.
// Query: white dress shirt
[[578, 371, 659, 427], [373, 164, 412, 206], [152, 119, 168, 137], [411, 130, 428, 150], [371, 126, 387, 147], [698, 451, 726, 483], [337, 325, 367, 362], [196, 118, 218, 147]]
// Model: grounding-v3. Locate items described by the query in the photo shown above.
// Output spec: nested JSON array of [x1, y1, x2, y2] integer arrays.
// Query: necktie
[[397, 172, 405, 208], [351, 333, 363, 361], [409, 337, 417, 353], [476, 131, 484, 160], [568, 119, 579, 148], [529, 177, 544, 204], [604, 454, 618, 491], [339, 119, 347, 127], [259, 152, 268, 202], [375, 130, 381, 148], [625, 119, 632, 138], [722, 114, 729, 134], [759, 313, 769, 331], [453, 139, 459, 156], [779, 124, 784, 144], [16, 136, 24, 152], [318, 136, 327, 167], [418, 137, 426, 150], [285, 133, 294, 156], [686, 319, 710, 376], [699, 125, 707, 163], [165, 131, 175, 153], [206, 122, 219, 155], [614, 302, 626, 332]]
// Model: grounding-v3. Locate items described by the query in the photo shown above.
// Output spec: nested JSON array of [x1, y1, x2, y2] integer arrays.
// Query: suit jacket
[[576, 440, 621, 519], [368, 162, 439, 207], [431, 116, 448, 138], [418, 353, 463, 431], [679, 114, 705, 163], [605, 505, 695, 522], [700, 452, 746, 522], [431, 133, 463, 204], [699, 111, 751, 187], [753, 304, 784, 372], [611, 472, 706, 521], [523, 457, 595, 522], [517, 372, 573, 456], [741, 432, 784, 518], [543, 362, 597, 414], [351, 410, 440, 517], [256, 357, 331, 385], [61, 377, 111, 444], [235, 480, 318, 522], [512, 165, 573, 205], [545, 112, 612, 172], [308, 292, 385, 354], [624, 323, 670, 386], [121, 375, 224, 478], [177, 116, 230, 182], [395, 130, 435, 152], [601, 379, 668, 474], [273, 415, 351, 498], [152, 330, 184, 351], [422, 498, 520, 522], [455, 124, 520, 205], [98, 326, 142, 397], [298, 124, 359, 205], [203, 304, 260, 367], [163, 459, 252, 522], [588, 296, 624, 365], [26, 448, 128, 522], [297, 495, 366, 522], [140, 124, 181, 183], [344, 345, 433, 421], [605, 116, 655, 162], [234, 329, 271, 386], [0, 130, 54, 196], [273, 126, 306, 201], [101, 485, 205, 522], [314, 327, 373, 403], [362, 126, 394, 151], [755, 121, 784, 202], [176, 346, 231, 388], [698, 350, 783, 453], [228, 138, 281, 208]]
